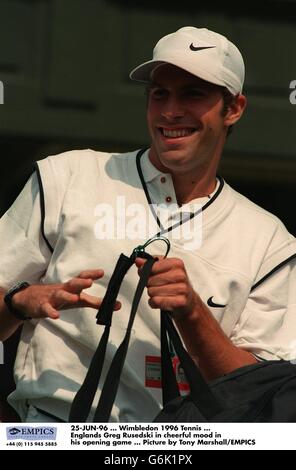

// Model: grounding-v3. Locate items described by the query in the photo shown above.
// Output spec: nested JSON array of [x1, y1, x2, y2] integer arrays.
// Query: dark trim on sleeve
[[34, 163, 54, 254], [251, 253, 296, 292]]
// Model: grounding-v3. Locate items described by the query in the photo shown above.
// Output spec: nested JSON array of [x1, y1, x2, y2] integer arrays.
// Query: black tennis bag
[[69, 246, 296, 423], [154, 312, 296, 422]]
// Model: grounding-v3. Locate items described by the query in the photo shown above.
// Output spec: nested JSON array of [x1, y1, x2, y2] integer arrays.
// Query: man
[[0, 26, 296, 423]]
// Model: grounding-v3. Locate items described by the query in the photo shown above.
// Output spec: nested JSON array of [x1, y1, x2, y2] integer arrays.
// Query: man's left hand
[[135, 257, 202, 318]]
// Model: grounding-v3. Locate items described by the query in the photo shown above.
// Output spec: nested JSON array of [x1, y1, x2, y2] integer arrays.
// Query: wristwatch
[[4, 281, 32, 321]]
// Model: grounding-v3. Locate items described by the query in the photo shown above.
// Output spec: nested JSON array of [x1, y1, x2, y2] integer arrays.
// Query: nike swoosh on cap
[[189, 43, 216, 52], [207, 296, 226, 308]]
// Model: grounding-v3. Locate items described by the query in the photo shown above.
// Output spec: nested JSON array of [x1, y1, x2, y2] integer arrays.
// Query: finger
[[135, 255, 162, 269], [148, 296, 180, 311], [136, 258, 172, 276], [148, 296, 164, 309], [65, 277, 93, 294], [52, 290, 80, 308], [147, 283, 187, 297], [78, 293, 122, 311], [77, 292, 101, 309], [78, 269, 104, 280], [113, 300, 122, 311], [135, 258, 146, 268], [135, 256, 163, 277], [41, 302, 60, 319], [146, 270, 187, 287], [149, 258, 184, 275]]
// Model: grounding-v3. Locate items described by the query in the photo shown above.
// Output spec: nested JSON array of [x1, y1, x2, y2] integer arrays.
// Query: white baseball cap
[[130, 26, 245, 95]]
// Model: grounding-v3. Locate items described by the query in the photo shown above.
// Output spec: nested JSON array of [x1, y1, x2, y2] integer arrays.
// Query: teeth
[[162, 128, 194, 138]]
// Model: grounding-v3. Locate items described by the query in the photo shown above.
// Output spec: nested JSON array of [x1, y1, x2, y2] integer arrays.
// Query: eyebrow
[[147, 80, 162, 89]]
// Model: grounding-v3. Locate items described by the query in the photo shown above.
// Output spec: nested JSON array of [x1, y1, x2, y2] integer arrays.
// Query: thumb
[[135, 257, 146, 268]]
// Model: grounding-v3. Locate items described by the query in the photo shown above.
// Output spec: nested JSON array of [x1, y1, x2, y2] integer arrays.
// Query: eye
[[149, 87, 168, 100]]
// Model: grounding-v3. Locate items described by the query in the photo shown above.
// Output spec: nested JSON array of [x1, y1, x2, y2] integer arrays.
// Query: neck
[[172, 172, 217, 205], [148, 150, 219, 205]]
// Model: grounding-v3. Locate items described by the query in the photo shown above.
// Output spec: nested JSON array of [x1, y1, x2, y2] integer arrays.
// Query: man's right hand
[[11, 269, 121, 320]]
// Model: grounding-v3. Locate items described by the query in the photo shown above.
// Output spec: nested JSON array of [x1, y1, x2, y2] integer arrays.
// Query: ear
[[224, 94, 247, 127]]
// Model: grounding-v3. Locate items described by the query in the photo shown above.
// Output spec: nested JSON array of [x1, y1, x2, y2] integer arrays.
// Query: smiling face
[[146, 64, 245, 183]]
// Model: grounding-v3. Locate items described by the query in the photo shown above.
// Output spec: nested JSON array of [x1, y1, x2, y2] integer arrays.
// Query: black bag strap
[[160, 312, 180, 404], [69, 253, 137, 422], [93, 256, 156, 422], [96, 254, 135, 327], [69, 249, 157, 422], [160, 311, 223, 419]]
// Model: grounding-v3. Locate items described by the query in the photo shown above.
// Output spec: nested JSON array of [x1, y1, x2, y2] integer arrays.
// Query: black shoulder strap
[[160, 312, 223, 419], [93, 256, 156, 422], [69, 253, 136, 422]]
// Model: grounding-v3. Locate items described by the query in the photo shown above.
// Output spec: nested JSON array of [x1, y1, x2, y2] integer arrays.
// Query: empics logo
[[6, 426, 57, 441]]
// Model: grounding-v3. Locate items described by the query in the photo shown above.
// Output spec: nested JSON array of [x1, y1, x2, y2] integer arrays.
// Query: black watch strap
[[4, 281, 32, 321]]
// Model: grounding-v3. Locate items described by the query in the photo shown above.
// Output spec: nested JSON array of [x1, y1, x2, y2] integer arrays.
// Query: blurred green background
[[0, 0, 296, 232]]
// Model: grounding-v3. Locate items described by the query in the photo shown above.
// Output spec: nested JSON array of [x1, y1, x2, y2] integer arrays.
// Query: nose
[[161, 95, 185, 121]]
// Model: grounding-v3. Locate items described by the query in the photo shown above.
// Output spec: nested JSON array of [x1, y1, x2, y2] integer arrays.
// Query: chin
[[150, 143, 194, 172], [160, 158, 192, 175], [159, 150, 191, 166]]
